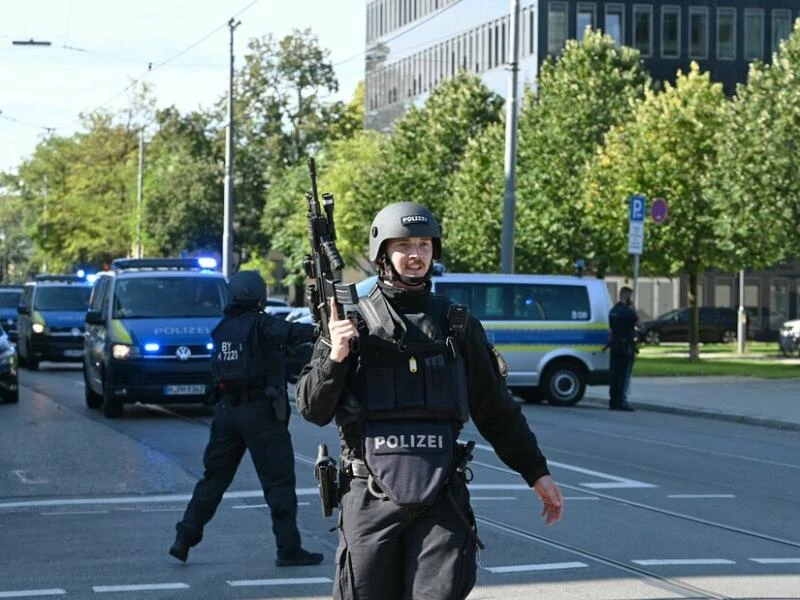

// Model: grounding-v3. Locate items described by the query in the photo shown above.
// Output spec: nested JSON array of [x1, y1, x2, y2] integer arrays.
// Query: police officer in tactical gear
[[607, 286, 638, 411], [296, 202, 563, 600], [169, 270, 323, 567]]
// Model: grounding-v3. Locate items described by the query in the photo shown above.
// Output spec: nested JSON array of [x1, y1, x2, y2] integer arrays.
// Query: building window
[[548, 2, 568, 55], [770, 279, 790, 329], [744, 9, 764, 61], [661, 6, 680, 58], [576, 3, 596, 42], [715, 278, 733, 308], [689, 6, 709, 59], [772, 9, 792, 55], [717, 8, 736, 60], [632, 5, 653, 57], [605, 3, 624, 48]]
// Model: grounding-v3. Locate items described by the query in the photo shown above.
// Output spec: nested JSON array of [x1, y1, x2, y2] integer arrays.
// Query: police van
[[83, 258, 227, 418], [354, 271, 612, 406], [17, 275, 93, 370], [0, 285, 23, 343]]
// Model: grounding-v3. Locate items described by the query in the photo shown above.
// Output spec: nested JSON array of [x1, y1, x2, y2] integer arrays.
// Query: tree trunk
[[688, 272, 700, 360]]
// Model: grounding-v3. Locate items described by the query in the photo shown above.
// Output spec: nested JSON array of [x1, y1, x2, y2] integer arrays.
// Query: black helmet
[[368, 202, 442, 262], [228, 270, 266, 307]]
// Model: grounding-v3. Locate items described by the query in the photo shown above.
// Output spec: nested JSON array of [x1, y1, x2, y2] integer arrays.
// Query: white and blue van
[[355, 272, 612, 406]]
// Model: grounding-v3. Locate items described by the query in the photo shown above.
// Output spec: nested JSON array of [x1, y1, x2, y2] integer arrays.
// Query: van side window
[[435, 282, 591, 321]]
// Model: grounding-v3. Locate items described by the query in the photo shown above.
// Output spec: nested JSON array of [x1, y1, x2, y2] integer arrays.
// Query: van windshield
[[0, 290, 21, 309], [34, 286, 92, 311], [113, 276, 226, 318]]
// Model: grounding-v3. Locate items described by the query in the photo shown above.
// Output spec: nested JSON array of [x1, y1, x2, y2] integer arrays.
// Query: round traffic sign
[[651, 197, 668, 224]]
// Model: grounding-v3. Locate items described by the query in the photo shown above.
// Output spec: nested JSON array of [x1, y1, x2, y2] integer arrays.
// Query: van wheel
[[102, 375, 123, 418], [84, 367, 103, 409], [644, 329, 662, 345], [720, 329, 737, 344], [542, 361, 586, 407], [512, 387, 544, 404]]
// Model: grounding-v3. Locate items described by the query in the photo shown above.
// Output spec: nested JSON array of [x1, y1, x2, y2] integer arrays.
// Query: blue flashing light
[[197, 257, 218, 270], [76, 269, 85, 278], [144, 343, 160, 352], [206, 342, 214, 351], [86, 274, 98, 284]]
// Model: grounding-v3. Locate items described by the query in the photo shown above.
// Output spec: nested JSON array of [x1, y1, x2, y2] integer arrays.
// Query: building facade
[[365, 0, 799, 129], [364, 1, 800, 338]]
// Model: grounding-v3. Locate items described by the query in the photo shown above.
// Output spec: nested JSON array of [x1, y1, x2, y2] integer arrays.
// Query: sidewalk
[[584, 377, 800, 431]]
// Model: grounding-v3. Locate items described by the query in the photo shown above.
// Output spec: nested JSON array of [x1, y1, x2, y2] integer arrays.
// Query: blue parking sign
[[629, 195, 647, 222]]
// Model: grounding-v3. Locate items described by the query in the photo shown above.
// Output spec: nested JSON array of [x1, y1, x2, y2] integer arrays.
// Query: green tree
[[446, 31, 650, 273], [232, 28, 340, 258], [584, 63, 732, 357], [364, 71, 504, 233], [142, 107, 223, 256], [516, 31, 650, 274], [711, 20, 800, 271]]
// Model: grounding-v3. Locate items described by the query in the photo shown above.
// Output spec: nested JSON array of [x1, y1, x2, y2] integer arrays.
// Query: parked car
[[778, 319, 800, 356], [639, 307, 741, 345], [264, 298, 295, 319], [0, 324, 19, 404], [0, 285, 23, 343]]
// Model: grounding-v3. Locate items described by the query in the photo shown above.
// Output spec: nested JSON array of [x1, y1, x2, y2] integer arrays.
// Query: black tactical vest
[[350, 285, 470, 508], [211, 312, 278, 402]]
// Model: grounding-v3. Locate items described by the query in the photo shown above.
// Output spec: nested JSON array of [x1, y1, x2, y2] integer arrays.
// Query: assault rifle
[[303, 157, 359, 351]]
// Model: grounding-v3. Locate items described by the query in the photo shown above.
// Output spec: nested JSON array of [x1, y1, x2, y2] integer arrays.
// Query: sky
[[0, 0, 367, 173]]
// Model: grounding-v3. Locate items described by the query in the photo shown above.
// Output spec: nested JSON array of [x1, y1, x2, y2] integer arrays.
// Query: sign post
[[628, 194, 647, 300]]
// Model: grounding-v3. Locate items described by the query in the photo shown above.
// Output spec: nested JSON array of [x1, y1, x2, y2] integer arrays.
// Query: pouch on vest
[[364, 419, 454, 508], [212, 319, 253, 395]]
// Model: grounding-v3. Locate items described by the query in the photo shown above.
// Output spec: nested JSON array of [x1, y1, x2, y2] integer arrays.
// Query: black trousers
[[609, 347, 635, 405], [175, 398, 301, 554], [334, 477, 477, 600]]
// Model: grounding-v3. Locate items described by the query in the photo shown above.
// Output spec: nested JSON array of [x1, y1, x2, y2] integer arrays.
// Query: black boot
[[276, 548, 324, 567], [169, 539, 190, 562]]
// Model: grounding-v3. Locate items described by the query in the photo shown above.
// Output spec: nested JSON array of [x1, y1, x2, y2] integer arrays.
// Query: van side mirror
[[85, 309, 104, 325], [17, 303, 29, 315]]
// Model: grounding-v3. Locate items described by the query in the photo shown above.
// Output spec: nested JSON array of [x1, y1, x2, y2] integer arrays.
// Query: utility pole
[[136, 129, 144, 258], [500, 0, 520, 273], [737, 269, 746, 353], [222, 18, 241, 279]]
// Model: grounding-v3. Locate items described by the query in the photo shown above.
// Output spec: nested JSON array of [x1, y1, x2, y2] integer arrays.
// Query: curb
[[582, 395, 800, 432]]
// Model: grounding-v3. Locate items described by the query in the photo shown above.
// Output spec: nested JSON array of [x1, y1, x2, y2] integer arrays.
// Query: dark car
[[639, 307, 741, 345], [0, 324, 19, 404], [0, 285, 23, 343]]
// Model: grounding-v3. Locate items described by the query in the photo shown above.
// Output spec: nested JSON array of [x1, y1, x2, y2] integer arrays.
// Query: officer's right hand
[[328, 297, 358, 363]]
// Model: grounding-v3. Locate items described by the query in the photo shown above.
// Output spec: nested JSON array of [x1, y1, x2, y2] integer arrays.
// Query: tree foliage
[[711, 20, 800, 271]]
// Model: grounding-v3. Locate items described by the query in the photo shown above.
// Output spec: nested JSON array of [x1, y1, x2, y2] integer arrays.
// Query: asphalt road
[[1, 364, 799, 600]]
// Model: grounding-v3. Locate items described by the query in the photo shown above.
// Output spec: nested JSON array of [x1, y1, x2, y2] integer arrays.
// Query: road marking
[[11, 470, 47, 484], [486, 562, 588, 574], [92, 583, 189, 593], [471, 496, 516, 501], [42, 510, 109, 516], [0, 591, 65, 598], [633, 559, 735, 566], [668, 494, 735, 499], [232, 502, 311, 510], [227, 578, 332, 587], [749, 557, 800, 564], [473, 444, 656, 489]]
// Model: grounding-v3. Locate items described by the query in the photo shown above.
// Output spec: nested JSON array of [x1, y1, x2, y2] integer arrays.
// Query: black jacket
[[295, 285, 550, 487]]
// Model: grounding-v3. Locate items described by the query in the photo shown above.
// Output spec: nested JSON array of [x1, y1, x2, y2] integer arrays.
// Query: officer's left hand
[[532, 475, 563, 526]]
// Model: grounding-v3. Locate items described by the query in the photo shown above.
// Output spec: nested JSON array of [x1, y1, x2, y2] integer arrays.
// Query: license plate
[[63, 349, 83, 357], [164, 384, 206, 396]]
